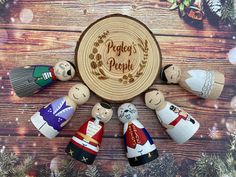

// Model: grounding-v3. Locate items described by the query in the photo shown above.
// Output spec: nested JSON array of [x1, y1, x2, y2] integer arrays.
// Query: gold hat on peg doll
[[160, 64, 225, 99], [65, 102, 113, 164], [9, 60, 76, 97], [31, 83, 90, 139], [145, 89, 200, 144], [118, 103, 158, 166]]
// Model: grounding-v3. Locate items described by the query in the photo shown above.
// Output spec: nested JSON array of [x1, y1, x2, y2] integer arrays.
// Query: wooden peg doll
[[9, 60, 76, 97], [31, 83, 90, 139], [145, 89, 200, 144], [118, 103, 158, 166], [65, 102, 113, 165], [160, 64, 225, 99]]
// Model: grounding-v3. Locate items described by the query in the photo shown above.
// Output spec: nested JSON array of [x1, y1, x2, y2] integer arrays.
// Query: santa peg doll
[[65, 102, 113, 165], [9, 60, 76, 97], [160, 64, 225, 99], [118, 103, 158, 166], [145, 89, 200, 144], [31, 83, 90, 139]]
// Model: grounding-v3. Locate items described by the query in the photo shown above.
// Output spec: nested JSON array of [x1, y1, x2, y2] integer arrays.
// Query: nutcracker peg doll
[[118, 103, 158, 166], [145, 89, 200, 144], [9, 60, 76, 97], [160, 64, 225, 99], [65, 102, 113, 165], [31, 83, 90, 139]]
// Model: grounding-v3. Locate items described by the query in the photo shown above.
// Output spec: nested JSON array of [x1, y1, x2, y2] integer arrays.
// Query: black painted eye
[[67, 70, 71, 76], [124, 110, 129, 113]]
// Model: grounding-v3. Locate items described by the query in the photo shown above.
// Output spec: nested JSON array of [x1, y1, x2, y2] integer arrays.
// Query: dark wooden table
[[0, 1, 236, 176]]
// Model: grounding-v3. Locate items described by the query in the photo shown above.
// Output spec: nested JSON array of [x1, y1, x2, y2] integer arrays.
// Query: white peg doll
[[145, 89, 200, 144]]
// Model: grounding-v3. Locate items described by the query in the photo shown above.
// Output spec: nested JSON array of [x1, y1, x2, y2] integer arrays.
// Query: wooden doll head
[[145, 89, 166, 110], [91, 102, 113, 123], [160, 64, 181, 84], [54, 60, 76, 81], [118, 103, 138, 124], [68, 83, 90, 105]]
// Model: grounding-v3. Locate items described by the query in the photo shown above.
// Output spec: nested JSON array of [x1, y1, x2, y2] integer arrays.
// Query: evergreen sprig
[[124, 154, 178, 177], [189, 134, 236, 177], [222, 0, 236, 25], [0, 150, 34, 177]]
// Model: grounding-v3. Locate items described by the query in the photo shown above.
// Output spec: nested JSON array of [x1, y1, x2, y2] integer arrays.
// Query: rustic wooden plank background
[[0, 0, 236, 176]]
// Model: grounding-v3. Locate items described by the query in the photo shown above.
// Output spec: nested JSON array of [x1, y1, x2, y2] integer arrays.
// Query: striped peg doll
[[65, 102, 113, 164], [118, 103, 158, 166], [31, 83, 90, 139], [160, 64, 225, 99], [9, 60, 76, 97], [145, 89, 200, 144]]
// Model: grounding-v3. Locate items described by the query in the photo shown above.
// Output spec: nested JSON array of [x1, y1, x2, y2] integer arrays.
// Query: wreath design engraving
[[90, 30, 109, 80], [119, 38, 148, 84], [90, 31, 149, 84]]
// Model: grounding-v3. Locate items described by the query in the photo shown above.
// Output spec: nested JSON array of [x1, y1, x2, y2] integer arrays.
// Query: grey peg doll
[[9, 60, 76, 97]]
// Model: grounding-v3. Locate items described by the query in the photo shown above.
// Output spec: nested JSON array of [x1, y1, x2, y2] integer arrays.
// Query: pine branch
[[190, 134, 236, 177], [14, 156, 34, 177], [124, 154, 178, 177], [221, 0, 235, 24], [0, 151, 18, 176], [58, 159, 81, 177], [85, 166, 100, 177], [0, 150, 34, 177], [189, 153, 229, 177]]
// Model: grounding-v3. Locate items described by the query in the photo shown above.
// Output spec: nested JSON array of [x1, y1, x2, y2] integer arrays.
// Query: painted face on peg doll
[[118, 103, 138, 124], [92, 103, 113, 123], [161, 64, 181, 84], [145, 89, 166, 110], [54, 60, 76, 81], [68, 83, 90, 105]]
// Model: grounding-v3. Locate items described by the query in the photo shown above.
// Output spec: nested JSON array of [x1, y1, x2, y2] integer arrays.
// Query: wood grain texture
[[0, 0, 235, 176]]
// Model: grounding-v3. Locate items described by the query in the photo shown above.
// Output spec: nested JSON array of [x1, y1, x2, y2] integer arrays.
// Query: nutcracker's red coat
[[70, 118, 104, 155]]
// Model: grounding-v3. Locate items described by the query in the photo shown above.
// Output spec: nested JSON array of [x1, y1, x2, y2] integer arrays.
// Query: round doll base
[[31, 112, 59, 139], [65, 142, 96, 165], [128, 149, 158, 166], [167, 120, 200, 144]]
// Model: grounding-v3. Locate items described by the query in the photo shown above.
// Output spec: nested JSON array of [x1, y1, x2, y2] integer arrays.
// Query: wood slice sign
[[76, 14, 162, 102]]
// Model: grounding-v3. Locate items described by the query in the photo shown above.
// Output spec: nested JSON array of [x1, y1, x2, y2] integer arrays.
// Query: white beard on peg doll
[[118, 103, 158, 166], [31, 83, 90, 139], [160, 64, 225, 99], [65, 102, 113, 165], [9, 60, 76, 97], [145, 89, 200, 144]]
